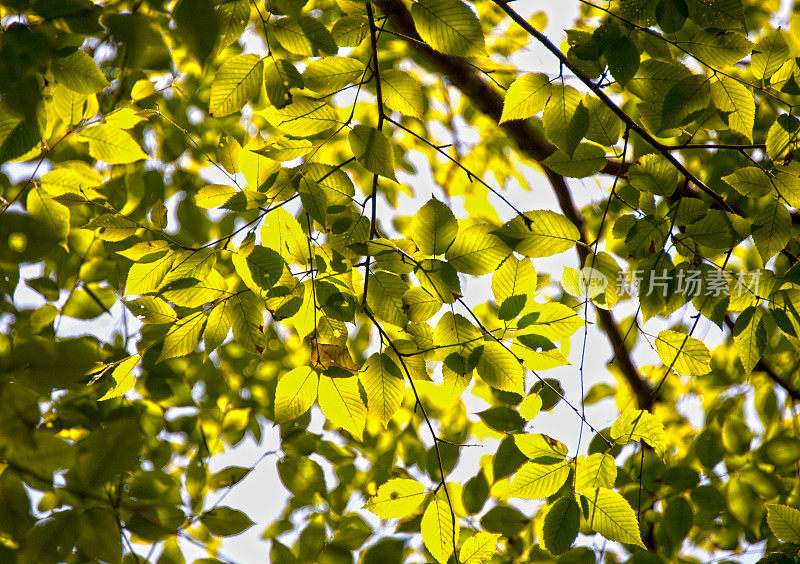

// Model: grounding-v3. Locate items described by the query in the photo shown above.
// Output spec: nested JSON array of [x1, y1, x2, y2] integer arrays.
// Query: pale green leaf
[[411, 0, 485, 57], [444, 223, 510, 275], [261, 97, 339, 135], [767, 503, 800, 543], [721, 167, 772, 198], [628, 153, 679, 197], [542, 143, 607, 178], [98, 355, 140, 401], [261, 207, 310, 265], [575, 453, 617, 491], [681, 28, 752, 67], [506, 460, 570, 500], [274, 366, 319, 422], [514, 434, 568, 462], [499, 211, 580, 258], [51, 50, 109, 94], [209, 54, 263, 117], [79, 125, 148, 164], [492, 256, 536, 305], [542, 85, 588, 156], [752, 30, 790, 81], [582, 487, 645, 547], [733, 306, 766, 376], [349, 125, 396, 180], [753, 198, 791, 264], [381, 69, 424, 119], [712, 75, 754, 141], [156, 311, 207, 363], [421, 498, 458, 564], [272, 15, 337, 56], [610, 408, 667, 455], [318, 375, 367, 441], [411, 198, 459, 256], [303, 56, 365, 95], [359, 353, 404, 427], [476, 341, 523, 394], [459, 531, 500, 564], [500, 73, 551, 123]]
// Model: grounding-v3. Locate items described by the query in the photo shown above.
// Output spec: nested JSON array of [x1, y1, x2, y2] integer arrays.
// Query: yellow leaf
[[421, 497, 458, 564], [79, 124, 148, 164], [98, 355, 141, 400], [317, 375, 366, 441], [459, 531, 501, 564], [363, 478, 425, 519], [274, 366, 319, 423]]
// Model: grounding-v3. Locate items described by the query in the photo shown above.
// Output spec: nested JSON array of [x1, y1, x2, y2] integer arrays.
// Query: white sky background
[[5, 0, 796, 561]]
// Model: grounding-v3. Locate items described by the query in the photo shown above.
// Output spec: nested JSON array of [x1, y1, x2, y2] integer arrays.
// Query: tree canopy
[[3, 0, 800, 562]]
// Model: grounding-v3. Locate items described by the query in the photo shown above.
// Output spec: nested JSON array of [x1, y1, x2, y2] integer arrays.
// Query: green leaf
[[232, 245, 285, 294], [514, 433, 568, 462], [274, 366, 319, 422], [752, 30, 790, 81], [477, 406, 525, 434], [542, 143, 607, 178], [752, 198, 791, 264], [542, 85, 589, 156], [459, 531, 500, 564], [104, 13, 171, 70], [359, 352, 404, 427], [78, 124, 148, 164], [411, 198, 459, 256], [610, 408, 667, 455], [217, 0, 250, 51], [261, 97, 339, 135], [492, 256, 536, 305], [476, 341, 523, 394], [349, 125, 396, 180], [332, 15, 369, 47], [683, 210, 750, 249], [656, 329, 712, 376], [62, 285, 116, 319], [76, 508, 123, 563], [272, 15, 337, 56], [209, 54, 263, 117], [519, 394, 542, 421], [499, 211, 580, 258], [381, 69, 424, 119], [628, 153, 679, 197], [98, 355, 140, 400], [542, 496, 580, 555], [721, 167, 772, 198], [681, 28, 752, 67], [173, 0, 219, 65], [606, 35, 639, 86], [767, 504, 800, 543], [411, 0, 485, 57], [444, 223, 511, 275], [51, 49, 109, 94], [421, 497, 458, 564], [363, 478, 426, 519], [262, 207, 310, 265], [156, 311, 207, 363], [585, 95, 622, 147], [766, 113, 800, 161], [582, 487, 645, 547], [506, 460, 570, 500], [712, 75, 754, 141], [318, 375, 366, 441], [263, 59, 304, 108], [733, 306, 766, 376], [201, 506, 255, 537], [303, 56, 365, 95], [27, 190, 70, 248], [575, 453, 617, 491], [366, 271, 408, 327], [500, 73, 551, 123]]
